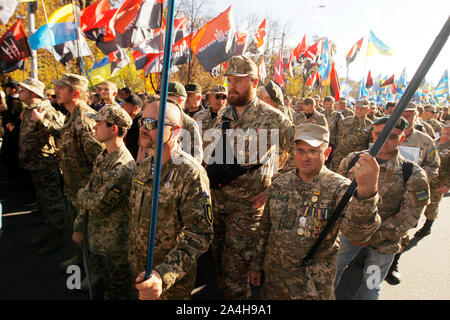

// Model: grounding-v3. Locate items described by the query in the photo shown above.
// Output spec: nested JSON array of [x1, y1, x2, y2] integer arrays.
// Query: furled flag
[[94, 0, 163, 55], [381, 74, 395, 87], [434, 69, 448, 100], [258, 58, 266, 82], [87, 49, 130, 85], [284, 49, 294, 78], [318, 38, 331, 81], [0, 19, 31, 73], [190, 6, 236, 72], [273, 49, 285, 87], [367, 30, 393, 56], [329, 62, 340, 102], [346, 37, 363, 65], [0, 0, 18, 25], [246, 18, 266, 56], [29, 3, 79, 50], [366, 70, 373, 88], [234, 31, 248, 56], [396, 68, 407, 94], [293, 35, 307, 62]]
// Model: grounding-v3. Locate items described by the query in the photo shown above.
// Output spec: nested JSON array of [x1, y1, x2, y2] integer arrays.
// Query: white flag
[[0, 0, 18, 25]]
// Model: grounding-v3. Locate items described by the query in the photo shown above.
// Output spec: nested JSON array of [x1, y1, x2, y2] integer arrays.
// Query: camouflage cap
[[86, 104, 132, 129], [294, 123, 330, 147], [264, 81, 284, 106], [424, 104, 437, 113], [225, 55, 258, 77], [373, 115, 409, 131], [167, 81, 187, 97], [19, 78, 45, 99], [404, 101, 417, 111], [185, 83, 202, 94], [356, 99, 370, 107], [52, 73, 89, 92], [209, 84, 227, 95]]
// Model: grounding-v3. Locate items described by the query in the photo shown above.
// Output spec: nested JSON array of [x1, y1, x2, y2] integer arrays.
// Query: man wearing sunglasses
[[193, 84, 228, 149], [129, 100, 213, 300], [335, 116, 430, 300]]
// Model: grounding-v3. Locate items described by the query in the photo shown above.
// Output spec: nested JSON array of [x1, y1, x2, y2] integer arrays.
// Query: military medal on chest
[[164, 169, 178, 189]]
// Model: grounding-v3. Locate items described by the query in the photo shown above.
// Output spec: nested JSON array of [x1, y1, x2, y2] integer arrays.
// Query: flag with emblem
[[0, 19, 31, 73], [293, 35, 307, 62], [346, 37, 363, 65]]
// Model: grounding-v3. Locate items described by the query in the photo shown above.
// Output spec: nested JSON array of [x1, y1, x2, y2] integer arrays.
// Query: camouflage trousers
[[261, 256, 337, 300], [424, 186, 444, 221], [212, 189, 263, 300], [28, 167, 66, 230], [91, 252, 131, 300]]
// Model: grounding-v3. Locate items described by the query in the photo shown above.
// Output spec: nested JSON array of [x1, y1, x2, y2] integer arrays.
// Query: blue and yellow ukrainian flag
[[367, 30, 393, 57]]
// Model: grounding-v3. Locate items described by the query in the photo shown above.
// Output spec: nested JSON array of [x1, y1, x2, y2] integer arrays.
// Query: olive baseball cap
[[185, 83, 202, 94], [19, 78, 45, 99], [86, 104, 133, 129], [356, 99, 370, 107], [225, 55, 258, 78], [264, 81, 284, 106], [294, 123, 330, 147], [52, 73, 89, 92], [373, 115, 409, 131], [209, 84, 227, 95], [167, 81, 187, 97]]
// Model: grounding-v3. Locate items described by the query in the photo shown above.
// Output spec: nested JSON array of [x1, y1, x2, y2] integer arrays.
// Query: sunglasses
[[215, 94, 227, 100], [139, 117, 178, 130]]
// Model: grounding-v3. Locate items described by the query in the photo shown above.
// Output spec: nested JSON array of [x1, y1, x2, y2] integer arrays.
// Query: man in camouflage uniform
[[322, 96, 344, 168], [18, 78, 67, 256], [207, 55, 295, 299], [384, 102, 440, 284], [335, 116, 430, 299], [129, 101, 213, 300], [293, 97, 328, 127], [336, 97, 355, 118], [422, 104, 443, 137], [331, 99, 373, 171], [367, 101, 379, 122], [166, 82, 204, 164], [31, 73, 105, 269], [184, 83, 204, 118], [249, 123, 381, 300], [71, 104, 135, 299], [257, 81, 293, 120], [415, 103, 436, 139]]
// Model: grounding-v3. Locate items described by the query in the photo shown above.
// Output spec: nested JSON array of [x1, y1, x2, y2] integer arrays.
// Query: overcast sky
[[210, 0, 449, 84]]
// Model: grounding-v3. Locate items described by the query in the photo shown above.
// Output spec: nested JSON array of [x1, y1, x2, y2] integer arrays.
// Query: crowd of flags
[[0, 0, 448, 106]]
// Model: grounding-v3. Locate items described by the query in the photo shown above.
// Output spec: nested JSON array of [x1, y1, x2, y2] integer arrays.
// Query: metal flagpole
[[40, 0, 59, 78], [144, 0, 177, 280], [301, 16, 450, 267], [71, 0, 86, 77]]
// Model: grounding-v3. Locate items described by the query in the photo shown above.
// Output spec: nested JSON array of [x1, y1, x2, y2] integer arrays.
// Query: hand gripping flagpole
[[301, 16, 450, 267], [144, 0, 176, 280]]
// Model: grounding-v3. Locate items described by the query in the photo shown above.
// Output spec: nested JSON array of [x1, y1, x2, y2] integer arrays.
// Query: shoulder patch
[[102, 187, 122, 206], [203, 191, 213, 226]]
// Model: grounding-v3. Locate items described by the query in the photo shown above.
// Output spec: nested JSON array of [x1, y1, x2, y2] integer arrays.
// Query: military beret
[[225, 55, 258, 78], [167, 81, 187, 97], [86, 104, 133, 129], [373, 115, 409, 131], [294, 123, 330, 147], [52, 73, 89, 92], [264, 81, 284, 107], [185, 83, 202, 94]]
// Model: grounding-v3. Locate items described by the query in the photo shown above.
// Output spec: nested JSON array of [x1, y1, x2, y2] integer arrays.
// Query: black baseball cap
[[121, 93, 143, 108]]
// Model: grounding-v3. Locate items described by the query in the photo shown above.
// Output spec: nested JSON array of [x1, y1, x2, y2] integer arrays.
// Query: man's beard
[[227, 90, 250, 107]]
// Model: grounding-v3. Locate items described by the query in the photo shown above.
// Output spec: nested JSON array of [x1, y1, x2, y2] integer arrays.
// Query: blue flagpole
[[145, 0, 176, 280]]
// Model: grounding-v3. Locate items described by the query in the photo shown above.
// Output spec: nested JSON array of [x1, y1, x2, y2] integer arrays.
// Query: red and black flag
[[366, 70, 373, 88], [190, 6, 236, 72], [329, 62, 340, 101], [381, 74, 395, 87], [293, 35, 307, 62], [346, 37, 363, 65], [0, 19, 31, 73]]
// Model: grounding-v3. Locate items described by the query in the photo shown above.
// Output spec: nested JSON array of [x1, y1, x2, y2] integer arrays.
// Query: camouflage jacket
[[416, 119, 436, 139], [339, 150, 430, 254], [74, 144, 136, 255], [425, 118, 443, 135], [401, 128, 440, 186], [250, 167, 380, 299], [437, 140, 450, 187], [19, 100, 65, 171], [38, 102, 105, 202], [324, 110, 344, 147], [128, 148, 214, 297], [293, 109, 328, 128], [209, 98, 295, 197], [339, 109, 355, 118], [193, 107, 218, 134], [180, 113, 203, 164], [332, 116, 373, 168]]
